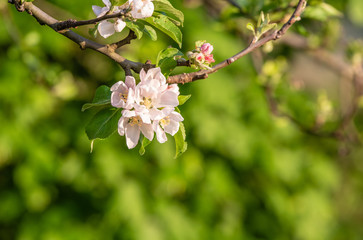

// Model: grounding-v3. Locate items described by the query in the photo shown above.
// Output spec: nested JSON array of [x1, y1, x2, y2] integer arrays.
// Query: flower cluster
[[187, 40, 215, 69], [92, 0, 154, 38], [111, 67, 184, 149]]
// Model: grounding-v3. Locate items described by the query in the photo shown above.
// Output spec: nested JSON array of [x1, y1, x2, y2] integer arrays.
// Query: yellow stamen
[[160, 117, 170, 128], [128, 116, 142, 127], [141, 97, 153, 109], [119, 91, 128, 103]]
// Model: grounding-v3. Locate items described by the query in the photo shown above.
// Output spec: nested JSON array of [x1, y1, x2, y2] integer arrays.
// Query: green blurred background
[[1, 0, 363, 239]]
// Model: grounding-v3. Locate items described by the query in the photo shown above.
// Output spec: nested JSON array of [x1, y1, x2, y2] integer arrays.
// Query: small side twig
[[108, 30, 137, 51], [8, 0, 148, 74], [52, 9, 130, 31], [167, 0, 307, 84]]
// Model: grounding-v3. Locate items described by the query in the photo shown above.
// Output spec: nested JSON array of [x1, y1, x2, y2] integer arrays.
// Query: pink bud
[[195, 53, 205, 63], [200, 43, 213, 55], [204, 54, 215, 64]]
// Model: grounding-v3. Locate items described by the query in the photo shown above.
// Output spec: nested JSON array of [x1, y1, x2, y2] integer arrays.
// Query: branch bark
[[166, 0, 307, 84], [9, 0, 150, 73]]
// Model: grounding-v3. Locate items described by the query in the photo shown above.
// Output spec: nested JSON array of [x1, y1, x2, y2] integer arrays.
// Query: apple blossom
[[153, 108, 184, 143], [200, 43, 214, 55], [129, 0, 154, 19], [92, 0, 126, 38], [110, 76, 136, 109], [110, 67, 184, 149], [187, 40, 215, 69], [204, 54, 215, 64], [118, 110, 154, 149]]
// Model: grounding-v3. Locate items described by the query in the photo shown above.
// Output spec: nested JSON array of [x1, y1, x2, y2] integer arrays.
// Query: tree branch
[[52, 9, 130, 31], [167, 0, 307, 84], [8, 0, 150, 74], [108, 30, 137, 51]]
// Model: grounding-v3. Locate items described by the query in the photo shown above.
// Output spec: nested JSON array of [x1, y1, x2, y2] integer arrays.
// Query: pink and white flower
[[188, 41, 216, 69], [118, 110, 154, 149], [153, 108, 184, 143], [136, 68, 179, 111], [110, 76, 136, 109], [110, 68, 183, 149], [200, 43, 214, 55]]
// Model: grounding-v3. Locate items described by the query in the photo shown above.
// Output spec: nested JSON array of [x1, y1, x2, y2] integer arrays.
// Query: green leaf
[[82, 85, 111, 112], [143, 25, 157, 41], [125, 21, 144, 39], [144, 14, 183, 48], [85, 108, 121, 140], [178, 95, 191, 106], [304, 3, 342, 21], [246, 22, 255, 34], [174, 122, 187, 158], [110, 0, 125, 6], [153, 0, 184, 26], [89, 25, 98, 38], [156, 48, 183, 76], [139, 137, 152, 155]]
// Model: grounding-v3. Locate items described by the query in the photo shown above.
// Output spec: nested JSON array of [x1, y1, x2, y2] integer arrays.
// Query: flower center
[[119, 91, 128, 103], [160, 117, 170, 128], [128, 116, 142, 127], [141, 97, 153, 109]]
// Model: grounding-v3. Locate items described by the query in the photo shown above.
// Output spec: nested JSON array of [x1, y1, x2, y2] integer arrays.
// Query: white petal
[[164, 121, 179, 136], [139, 69, 147, 83], [141, 2, 154, 18], [146, 67, 165, 85], [92, 5, 103, 16], [114, 19, 126, 32], [125, 125, 140, 149], [125, 88, 135, 109], [161, 107, 175, 117], [125, 76, 136, 89], [122, 110, 136, 118], [169, 111, 184, 122], [168, 84, 179, 94], [111, 81, 129, 108], [157, 90, 179, 108], [149, 108, 163, 121], [98, 21, 115, 38], [155, 124, 167, 143], [139, 113, 151, 124], [102, 0, 111, 8], [118, 117, 126, 136], [140, 124, 154, 141]]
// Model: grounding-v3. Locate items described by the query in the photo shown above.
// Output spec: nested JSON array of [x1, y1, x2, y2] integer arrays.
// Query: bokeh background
[[1, 0, 363, 239]]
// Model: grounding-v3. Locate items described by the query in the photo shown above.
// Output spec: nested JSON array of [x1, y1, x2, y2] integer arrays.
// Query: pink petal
[[157, 90, 179, 108], [118, 117, 126, 136], [125, 124, 140, 149], [140, 123, 154, 141], [125, 76, 136, 89]]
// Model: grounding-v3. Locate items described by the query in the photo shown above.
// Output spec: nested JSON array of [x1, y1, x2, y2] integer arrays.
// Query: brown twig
[[167, 0, 307, 84], [108, 30, 137, 51], [52, 9, 130, 31], [9, 0, 148, 74]]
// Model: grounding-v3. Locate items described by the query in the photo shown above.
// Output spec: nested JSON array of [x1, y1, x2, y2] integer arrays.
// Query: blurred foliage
[[1, 0, 363, 240]]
